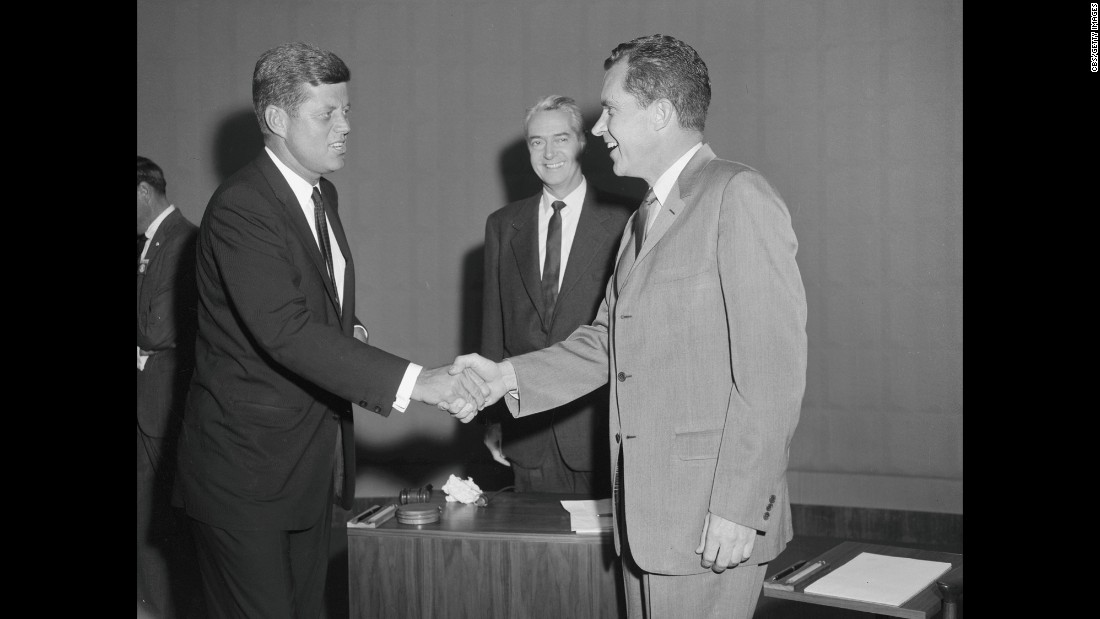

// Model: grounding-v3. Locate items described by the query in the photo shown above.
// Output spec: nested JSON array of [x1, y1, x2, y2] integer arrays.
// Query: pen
[[784, 560, 828, 586], [351, 504, 382, 524], [362, 504, 398, 528], [770, 559, 807, 582]]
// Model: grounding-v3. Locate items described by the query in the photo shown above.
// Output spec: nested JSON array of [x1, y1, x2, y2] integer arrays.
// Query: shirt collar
[[651, 142, 704, 205], [144, 204, 176, 240], [265, 146, 319, 207], [541, 176, 587, 214]]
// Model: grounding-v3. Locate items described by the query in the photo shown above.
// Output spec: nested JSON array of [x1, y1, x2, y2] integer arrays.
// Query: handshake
[[410, 354, 511, 423]]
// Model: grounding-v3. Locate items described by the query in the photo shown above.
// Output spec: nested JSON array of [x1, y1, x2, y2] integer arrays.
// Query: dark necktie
[[311, 187, 340, 310], [635, 188, 657, 257], [137, 234, 147, 263], [542, 200, 566, 318]]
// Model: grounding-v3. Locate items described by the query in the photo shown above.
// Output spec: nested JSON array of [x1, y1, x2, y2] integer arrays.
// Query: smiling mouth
[[605, 139, 618, 151], [330, 140, 347, 153], [545, 162, 565, 169]]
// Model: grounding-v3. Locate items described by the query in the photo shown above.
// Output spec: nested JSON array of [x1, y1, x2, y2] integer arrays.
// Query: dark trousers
[[511, 455, 596, 494], [189, 498, 333, 619], [138, 424, 204, 618]]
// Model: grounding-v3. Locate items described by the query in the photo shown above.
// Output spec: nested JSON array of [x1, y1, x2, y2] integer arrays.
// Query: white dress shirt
[[537, 178, 587, 289], [265, 147, 420, 412], [647, 142, 704, 233]]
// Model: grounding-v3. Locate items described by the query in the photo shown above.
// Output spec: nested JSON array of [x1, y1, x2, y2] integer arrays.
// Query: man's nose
[[591, 111, 608, 136], [335, 112, 350, 134]]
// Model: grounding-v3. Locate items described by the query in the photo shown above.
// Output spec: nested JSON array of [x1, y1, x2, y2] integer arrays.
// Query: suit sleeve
[[478, 214, 510, 424], [206, 185, 408, 409], [709, 171, 807, 530], [137, 224, 197, 352]]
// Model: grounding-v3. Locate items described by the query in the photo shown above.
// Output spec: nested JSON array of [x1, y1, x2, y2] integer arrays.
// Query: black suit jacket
[[481, 182, 630, 470], [177, 151, 409, 531], [137, 208, 198, 439]]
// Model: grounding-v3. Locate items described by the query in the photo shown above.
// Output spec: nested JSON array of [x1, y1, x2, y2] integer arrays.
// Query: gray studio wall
[[137, 0, 962, 515]]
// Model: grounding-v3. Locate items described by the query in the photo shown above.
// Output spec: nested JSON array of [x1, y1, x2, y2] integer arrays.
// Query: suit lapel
[[615, 144, 718, 289], [509, 195, 549, 326], [319, 182, 353, 324], [255, 154, 343, 318], [138, 209, 181, 303], [556, 192, 608, 307]]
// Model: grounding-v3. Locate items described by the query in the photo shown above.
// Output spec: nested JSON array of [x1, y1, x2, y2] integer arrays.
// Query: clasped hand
[[409, 354, 511, 423]]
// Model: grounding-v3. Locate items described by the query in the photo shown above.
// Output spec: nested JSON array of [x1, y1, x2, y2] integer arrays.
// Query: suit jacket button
[[373, 405, 381, 413], [617, 371, 627, 382], [763, 512, 770, 520], [359, 401, 368, 408], [769, 495, 776, 503]]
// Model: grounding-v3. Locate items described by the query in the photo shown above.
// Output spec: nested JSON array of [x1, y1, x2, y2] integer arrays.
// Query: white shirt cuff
[[501, 359, 519, 398], [392, 363, 422, 413]]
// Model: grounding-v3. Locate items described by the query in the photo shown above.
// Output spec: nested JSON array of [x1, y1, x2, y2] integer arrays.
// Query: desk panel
[[346, 493, 624, 619]]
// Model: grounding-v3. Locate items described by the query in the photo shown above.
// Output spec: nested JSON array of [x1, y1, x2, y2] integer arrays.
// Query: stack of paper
[[560, 498, 613, 533], [803, 552, 952, 606]]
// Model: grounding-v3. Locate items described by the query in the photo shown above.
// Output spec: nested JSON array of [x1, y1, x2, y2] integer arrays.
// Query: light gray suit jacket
[[505, 144, 807, 575]]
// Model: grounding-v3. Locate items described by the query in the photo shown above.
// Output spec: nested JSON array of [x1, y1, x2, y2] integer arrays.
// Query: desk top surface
[[762, 540, 963, 619], [345, 492, 611, 543]]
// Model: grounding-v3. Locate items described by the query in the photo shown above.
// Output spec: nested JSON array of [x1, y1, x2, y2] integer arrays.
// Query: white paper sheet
[[803, 552, 952, 606], [560, 498, 613, 533]]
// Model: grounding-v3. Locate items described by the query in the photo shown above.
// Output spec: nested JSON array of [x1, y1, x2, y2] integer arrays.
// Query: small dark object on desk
[[399, 483, 433, 504]]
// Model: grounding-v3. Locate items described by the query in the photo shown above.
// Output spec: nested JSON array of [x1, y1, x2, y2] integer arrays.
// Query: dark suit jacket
[[137, 207, 198, 439], [177, 151, 410, 531], [481, 182, 629, 471]]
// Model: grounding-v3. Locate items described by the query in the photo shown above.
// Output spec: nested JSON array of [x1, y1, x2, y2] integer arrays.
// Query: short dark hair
[[252, 42, 351, 136], [604, 34, 711, 132], [137, 156, 167, 195]]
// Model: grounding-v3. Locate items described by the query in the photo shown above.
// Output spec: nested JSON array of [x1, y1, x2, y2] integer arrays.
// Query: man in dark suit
[[455, 35, 807, 619], [137, 156, 203, 618], [175, 42, 484, 619], [480, 95, 629, 495]]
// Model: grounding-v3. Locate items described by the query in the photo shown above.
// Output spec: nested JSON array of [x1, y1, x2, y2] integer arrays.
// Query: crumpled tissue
[[441, 474, 484, 504]]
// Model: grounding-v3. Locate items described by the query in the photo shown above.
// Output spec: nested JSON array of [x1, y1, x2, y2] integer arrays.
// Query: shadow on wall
[[214, 108, 265, 184]]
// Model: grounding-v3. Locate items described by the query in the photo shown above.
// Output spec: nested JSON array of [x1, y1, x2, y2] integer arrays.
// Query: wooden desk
[[762, 541, 963, 618], [345, 493, 624, 619]]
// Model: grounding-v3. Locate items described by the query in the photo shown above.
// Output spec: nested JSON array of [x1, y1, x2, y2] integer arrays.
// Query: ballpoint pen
[[784, 560, 828, 586], [770, 559, 807, 582], [351, 504, 382, 524]]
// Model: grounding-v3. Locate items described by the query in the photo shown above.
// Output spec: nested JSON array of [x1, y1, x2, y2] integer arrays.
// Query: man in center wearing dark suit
[[480, 95, 629, 496]]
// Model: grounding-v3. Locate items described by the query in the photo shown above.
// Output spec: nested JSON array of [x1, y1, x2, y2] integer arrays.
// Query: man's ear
[[137, 181, 150, 202], [651, 99, 676, 131], [264, 105, 288, 138]]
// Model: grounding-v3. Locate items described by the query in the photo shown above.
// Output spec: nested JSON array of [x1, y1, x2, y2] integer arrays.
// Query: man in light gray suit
[[454, 34, 807, 618]]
